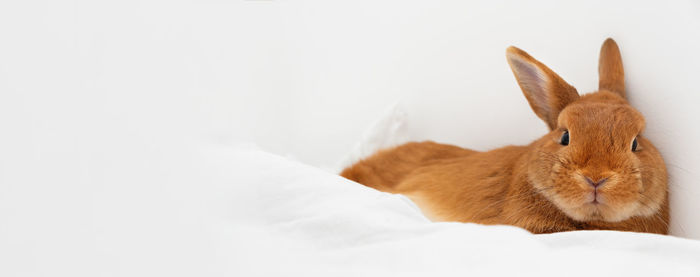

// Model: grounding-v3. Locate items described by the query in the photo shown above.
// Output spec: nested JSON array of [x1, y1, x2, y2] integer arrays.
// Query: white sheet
[[1, 140, 699, 276], [230, 146, 700, 276]]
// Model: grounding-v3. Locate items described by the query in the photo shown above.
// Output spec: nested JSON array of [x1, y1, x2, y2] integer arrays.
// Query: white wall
[[1, 0, 699, 238]]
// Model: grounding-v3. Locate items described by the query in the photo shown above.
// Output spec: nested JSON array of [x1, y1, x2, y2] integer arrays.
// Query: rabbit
[[341, 38, 669, 234]]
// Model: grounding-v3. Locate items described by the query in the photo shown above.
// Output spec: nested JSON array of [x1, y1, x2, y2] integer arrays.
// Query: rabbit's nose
[[584, 176, 609, 188]]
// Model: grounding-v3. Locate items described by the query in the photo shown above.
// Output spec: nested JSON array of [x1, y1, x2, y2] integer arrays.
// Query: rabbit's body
[[342, 139, 668, 234], [341, 39, 669, 234]]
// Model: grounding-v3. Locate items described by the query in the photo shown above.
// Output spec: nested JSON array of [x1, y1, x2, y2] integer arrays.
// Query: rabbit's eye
[[560, 131, 570, 146], [631, 137, 638, 152]]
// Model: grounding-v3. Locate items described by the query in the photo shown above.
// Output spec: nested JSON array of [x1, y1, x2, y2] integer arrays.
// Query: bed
[[6, 141, 698, 276]]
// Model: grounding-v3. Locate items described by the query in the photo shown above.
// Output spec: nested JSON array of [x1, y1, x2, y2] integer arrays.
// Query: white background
[[1, 0, 699, 239]]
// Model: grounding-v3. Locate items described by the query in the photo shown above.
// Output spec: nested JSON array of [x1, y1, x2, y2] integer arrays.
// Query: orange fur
[[340, 38, 669, 234]]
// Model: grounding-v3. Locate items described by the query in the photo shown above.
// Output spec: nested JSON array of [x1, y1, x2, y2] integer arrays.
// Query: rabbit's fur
[[341, 39, 669, 234]]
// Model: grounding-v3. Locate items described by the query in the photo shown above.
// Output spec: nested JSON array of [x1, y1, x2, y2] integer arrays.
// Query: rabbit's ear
[[506, 46, 579, 130], [598, 38, 625, 98]]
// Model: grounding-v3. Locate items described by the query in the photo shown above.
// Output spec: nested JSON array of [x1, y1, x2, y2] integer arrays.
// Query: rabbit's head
[[506, 38, 667, 223]]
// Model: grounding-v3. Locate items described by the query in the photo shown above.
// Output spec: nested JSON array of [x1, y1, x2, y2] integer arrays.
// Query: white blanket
[[2, 143, 699, 276], [233, 146, 700, 276]]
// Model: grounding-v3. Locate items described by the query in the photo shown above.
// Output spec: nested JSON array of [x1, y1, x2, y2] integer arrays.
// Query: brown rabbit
[[341, 38, 669, 234]]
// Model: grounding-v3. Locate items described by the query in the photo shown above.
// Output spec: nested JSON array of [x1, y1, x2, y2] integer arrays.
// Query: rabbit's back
[[393, 145, 529, 222], [340, 141, 476, 193]]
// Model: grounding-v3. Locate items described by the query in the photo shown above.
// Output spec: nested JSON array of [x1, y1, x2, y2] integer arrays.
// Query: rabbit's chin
[[531, 177, 657, 223], [546, 190, 661, 223], [561, 201, 641, 222]]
